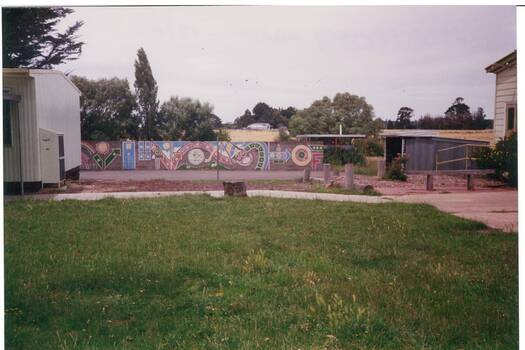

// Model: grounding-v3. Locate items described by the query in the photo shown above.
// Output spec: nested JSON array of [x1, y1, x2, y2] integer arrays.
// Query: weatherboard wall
[[493, 65, 517, 141], [3, 75, 41, 183]]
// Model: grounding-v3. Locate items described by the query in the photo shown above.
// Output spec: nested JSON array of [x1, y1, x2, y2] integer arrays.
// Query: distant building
[[246, 123, 271, 130], [380, 129, 493, 171], [221, 129, 280, 142], [485, 50, 517, 141], [3, 68, 81, 194], [295, 134, 366, 146]]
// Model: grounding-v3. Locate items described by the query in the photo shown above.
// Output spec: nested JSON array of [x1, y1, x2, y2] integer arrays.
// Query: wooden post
[[467, 174, 474, 191], [323, 163, 331, 185], [344, 163, 354, 189], [426, 174, 434, 191], [377, 159, 386, 178], [303, 166, 311, 182]]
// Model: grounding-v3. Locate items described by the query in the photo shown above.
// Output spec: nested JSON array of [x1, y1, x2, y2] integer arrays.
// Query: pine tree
[[3, 7, 84, 68], [134, 48, 160, 139]]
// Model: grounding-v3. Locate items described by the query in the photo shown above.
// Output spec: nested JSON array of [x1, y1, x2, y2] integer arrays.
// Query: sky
[[57, 6, 516, 123]]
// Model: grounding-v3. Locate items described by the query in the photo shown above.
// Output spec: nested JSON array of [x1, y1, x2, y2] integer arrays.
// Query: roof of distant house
[[485, 50, 517, 74], [380, 129, 494, 143], [296, 134, 366, 139], [246, 123, 272, 129], [221, 129, 280, 142]]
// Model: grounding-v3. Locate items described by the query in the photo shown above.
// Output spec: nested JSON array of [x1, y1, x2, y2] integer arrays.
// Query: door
[[122, 141, 136, 170]]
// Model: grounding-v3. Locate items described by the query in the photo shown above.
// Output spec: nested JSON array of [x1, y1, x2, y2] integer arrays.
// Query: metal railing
[[435, 143, 491, 170]]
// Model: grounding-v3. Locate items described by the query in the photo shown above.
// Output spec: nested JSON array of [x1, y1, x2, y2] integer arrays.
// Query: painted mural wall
[[81, 141, 324, 171]]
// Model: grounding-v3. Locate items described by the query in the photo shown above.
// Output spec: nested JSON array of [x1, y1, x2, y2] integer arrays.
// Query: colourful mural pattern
[[81, 141, 323, 171]]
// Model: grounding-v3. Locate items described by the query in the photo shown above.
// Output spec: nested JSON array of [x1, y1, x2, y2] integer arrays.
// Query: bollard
[[426, 174, 434, 191], [377, 159, 386, 178], [323, 163, 332, 185], [467, 174, 475, 191], [344, 163, 354, 189], [303, 166, 311, 182]]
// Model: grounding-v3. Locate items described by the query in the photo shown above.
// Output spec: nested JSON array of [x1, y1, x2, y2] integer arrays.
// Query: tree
[[134, 48, 160, 139], [159, 96, 220, 141], [395, 107, 414, 129], [472, 107, 491, 129], [71, 76, 139, 140], [3, 7, 84, 68], [445, 97, 472, 129], [288, 93, 378, 136], [233, 103, 296, 128]]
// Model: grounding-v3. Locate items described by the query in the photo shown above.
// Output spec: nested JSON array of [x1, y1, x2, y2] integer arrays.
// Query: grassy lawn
[[5, 196, 517, 349]]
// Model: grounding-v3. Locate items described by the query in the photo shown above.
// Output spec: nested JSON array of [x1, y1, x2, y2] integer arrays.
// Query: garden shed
[[380, 129, 492, 171]]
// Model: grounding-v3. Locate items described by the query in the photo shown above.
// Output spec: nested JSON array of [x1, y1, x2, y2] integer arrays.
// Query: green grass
[[5, 196, 517, 349]]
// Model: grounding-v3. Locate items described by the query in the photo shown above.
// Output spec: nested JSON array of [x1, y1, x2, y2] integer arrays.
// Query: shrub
[[474, 132, 517, 187], [278, 127, 290, 142], [323, 146, 365, 166], [354, 138, 384, 157], [385, 154, 408, 181]]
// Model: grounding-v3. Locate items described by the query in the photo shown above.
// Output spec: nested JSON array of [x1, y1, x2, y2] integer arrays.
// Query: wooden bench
[[406, 169, 495, 191]]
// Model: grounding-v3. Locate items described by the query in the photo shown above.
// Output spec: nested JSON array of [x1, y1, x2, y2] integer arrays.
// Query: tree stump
[[223, 181, 247, 197]]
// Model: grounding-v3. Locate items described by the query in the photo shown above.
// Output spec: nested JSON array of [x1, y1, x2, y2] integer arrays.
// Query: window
[[506, 105, 516, 132], [3, 101, 12, 146]]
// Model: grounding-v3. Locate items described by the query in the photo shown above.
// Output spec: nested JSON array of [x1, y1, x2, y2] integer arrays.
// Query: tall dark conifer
[[134, 48, 160, 139]]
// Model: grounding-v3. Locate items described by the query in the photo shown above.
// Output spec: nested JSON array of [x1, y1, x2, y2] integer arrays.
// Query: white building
[[3, 68, 81, 194], [246, 123, 272, 130], [485, 50, 517, 141]]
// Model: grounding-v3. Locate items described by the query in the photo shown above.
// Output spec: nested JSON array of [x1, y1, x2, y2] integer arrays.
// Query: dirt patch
[[39, 174, 509, 196], [335, 174, 508, 196]]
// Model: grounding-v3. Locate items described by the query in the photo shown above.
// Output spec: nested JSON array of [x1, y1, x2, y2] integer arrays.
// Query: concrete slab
[[6, 190, 389, 204], [388, 191, 518, 232]]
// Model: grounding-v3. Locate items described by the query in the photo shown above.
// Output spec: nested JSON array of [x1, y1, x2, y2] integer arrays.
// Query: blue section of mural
[[122, 141, 136, 169]]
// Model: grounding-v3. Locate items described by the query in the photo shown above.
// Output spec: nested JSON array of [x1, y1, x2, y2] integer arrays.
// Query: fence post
[[323, 163, 332, 185], [303, 166, 311, 182], [344, 163, 354, 189], [377, 159, 386, 178]]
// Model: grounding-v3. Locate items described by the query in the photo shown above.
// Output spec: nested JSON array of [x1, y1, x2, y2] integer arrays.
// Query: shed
[[380, 129, 491, 171], [485, 50, 517, 141], [296, 134, 366, 146], [3, 68, 81, 194]]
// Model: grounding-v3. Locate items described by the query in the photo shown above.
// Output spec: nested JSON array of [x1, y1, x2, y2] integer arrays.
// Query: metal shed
[[380, 130, 491, 171]]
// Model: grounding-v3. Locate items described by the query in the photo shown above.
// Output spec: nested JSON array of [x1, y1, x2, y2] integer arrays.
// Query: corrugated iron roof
[[296, 134, 366, 138], [485, 50, 517, 74], [380, 129, 494, 143]]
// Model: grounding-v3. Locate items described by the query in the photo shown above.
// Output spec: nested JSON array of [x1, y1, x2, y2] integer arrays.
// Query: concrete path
[[81, 170, 323, 181], [9, 190, 388, 204], [387, 191, 518, 232], [7, 189, 517, 232]]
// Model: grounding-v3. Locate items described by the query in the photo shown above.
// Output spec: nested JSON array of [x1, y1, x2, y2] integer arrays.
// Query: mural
[[81, 141, 324, 171]]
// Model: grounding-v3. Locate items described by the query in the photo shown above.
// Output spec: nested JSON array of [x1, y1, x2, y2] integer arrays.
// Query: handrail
[[435, 143, 491, 170]]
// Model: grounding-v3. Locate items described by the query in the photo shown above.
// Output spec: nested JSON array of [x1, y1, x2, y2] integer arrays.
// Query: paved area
[[387, 190, 518, 232], [8, 187, 517, 233], [81, 170, 316, 181]]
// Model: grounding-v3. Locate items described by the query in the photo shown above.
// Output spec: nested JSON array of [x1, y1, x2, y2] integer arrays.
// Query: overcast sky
[[58, 6, 516, 122]]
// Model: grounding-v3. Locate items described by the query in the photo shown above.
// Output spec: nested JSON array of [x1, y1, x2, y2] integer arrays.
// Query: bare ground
[[39, 173, 509, 196]]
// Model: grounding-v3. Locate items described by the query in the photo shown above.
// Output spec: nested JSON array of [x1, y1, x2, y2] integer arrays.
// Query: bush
[[323, 146, 365, 166], [354, 138, 384, 157], [474, 132, 517, 187], [385, 154, 408, 181], [278, 127, 290, 142]]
